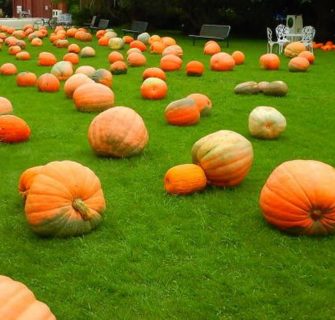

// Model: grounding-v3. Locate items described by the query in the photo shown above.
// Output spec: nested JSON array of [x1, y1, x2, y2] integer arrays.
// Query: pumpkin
[[129, 40, 147, 52], [0, 115, 31, 143], [298, 50, 315, 64], [284, 41, 306, 57], [127, 52, 147, 67], [66, 27, 78, 37], [108, 51, 124, 64], [54, 39, 69, 48], [127, 48, 142, 55], [210, 52, 235, 71], [161, 36, 176, 47], [192, 130, 253, 187], [88, 106, 149, 157], [259, 53, 280, 70], [74, 30, 92, 42], [63, 52, 79, 65], [108, 37, 124, 50], [0, 97, 13, 114], [204, 41, 221, 55], [257, 81, 270, 92], [164, 164, 207, 195], [37, 73, 60, 92], [80, 46, 96, 57], [38, 52, 57, 66], [75, 65, 96, 78], [232, 50, 245, 65], [123, 35, 134, 44], [160, 54, 182, 71], [15, 51, 31, 60], [0, 275, 56, 319], [186, 60, 204, 76], [141, 77, 168, 100], [288, 56, 310, 72], [8, 45, 21, 55], [234, 81, 260, 94], [150, 41, 165, 54], [92, 68, 113, 87], [51, 61, 74, 81], [263, 80, 288, 96], [16, 71, 37, 87], [165, 97, 200, 126], [187, 93, 212, 116], [96, 29, 106, 39], [24, 160, 106, 237], [137, 32, 150, 44], [149, 35, 161, 44], [0, 63, 17, 75], [162, 44, 183, 57], [110, 61, 128, 75], [142, 67, 166, 81], [31, 37, 43, 46], [68, 43, 81, 53], [259, 160, 335, 235], [64, 73, 94, 98], [73, 82, 114, 112], [18, 165, 44, 199], [248, 106, 286, 139]]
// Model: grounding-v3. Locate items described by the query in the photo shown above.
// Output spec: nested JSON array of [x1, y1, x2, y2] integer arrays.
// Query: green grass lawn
[[1, 30, 335, 319]]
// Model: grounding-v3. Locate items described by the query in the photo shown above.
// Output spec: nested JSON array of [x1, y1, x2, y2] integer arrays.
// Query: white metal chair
[[266, 27, 279, 53], [275, 24, 290, 54], [300, 26, 316, 53]]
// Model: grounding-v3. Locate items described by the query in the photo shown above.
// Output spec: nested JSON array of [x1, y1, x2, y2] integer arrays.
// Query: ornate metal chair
[[266, 27, 279, 53], [275, 24, 290, 54], [300, 26, 316, 53]]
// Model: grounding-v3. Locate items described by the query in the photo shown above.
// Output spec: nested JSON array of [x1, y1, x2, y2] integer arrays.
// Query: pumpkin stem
[[72, 198, 92, 221], [310, 209, 322, 221]]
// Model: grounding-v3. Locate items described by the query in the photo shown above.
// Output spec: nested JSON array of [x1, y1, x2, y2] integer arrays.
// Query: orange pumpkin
[[37, 73, 60, 92], [92, 68, 113, 87], [288, 56, 310, 72], [75, 65, 96, 78], [162, 44, 183, 57], [110, 61, 128, 75], [260, 160, 335, 235], [63, 52, 79, 65], [129, 40, 147, 51], [73, 83, 115, 112], [88, 106, 149, 157], [68, 43, 81, 53], [259, 53, 280, 70], [74, 30, 93, 42], [24, 160, 106, 237], [15, 51, 31, 60], [0, 275, 56, 319], [96, 29, 106, 39], [284, 41, 306, 57], [185, 60, 204, 76], [127, 48, 142, 56], [141, 77, 168, 99], [51, 61, 74, 80], [160, 54, 182, 71], [123, 35, 134, 44], [18, 165, 44, 199], [38, 52, 57, 66], [298, 50, 315, 64], [0, 63, 18, 75], [165, 97, 200, 126], [192, 130, 253, 187], [187, 93, 212, 116], [8, 45, 21, 55], [164, 164, 207, 195], [108, 51, 124, 64], [161, 36, 176, 47], [64, 73, 94, 98], [66, 27, 78, 37], [31, 37, 43, 46], [231, 50, 245, 65], [0, 115, 31, 143], [142, 67, 166, 81], [127, 52, 147, 67], [204, 41, 221, 55], [0, 97, 13, 114], [54, 39, 69, 48], [16, 71, 37, 87], [150, 41, 165, 54], [210, 52, 235, 71]]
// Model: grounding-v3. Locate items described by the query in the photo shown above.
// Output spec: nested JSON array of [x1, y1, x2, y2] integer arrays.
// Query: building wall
[[12, 0, 67, 18]]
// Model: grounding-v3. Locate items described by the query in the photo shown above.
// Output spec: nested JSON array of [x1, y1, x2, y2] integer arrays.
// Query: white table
[[287, 33, 303, 41]]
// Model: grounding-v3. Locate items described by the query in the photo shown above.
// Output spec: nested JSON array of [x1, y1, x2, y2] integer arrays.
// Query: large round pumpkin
[[186, 60, 204, 76], [141, 77, 168, 100], [142, 67, 166, 81], [210, 52, 235, 71], [73, 82, 114, 112], [288, 56, 310, 72], [259, 53, 280, 70], [0, 63, 18, 75], [24, 160, 106, 237], [160, 54, 182, 71], [259, 160, 335, 235], [127, 52, 147, 67], [284, 41, 306, 57], [38, 52, 57, 66], [37, 73, 60, 92], [192, 130, 253, 187], [0, 115, 31, 143], [88, 106, 149, 158], [0, 275, 56, 319], [16, 71, 37, 87]]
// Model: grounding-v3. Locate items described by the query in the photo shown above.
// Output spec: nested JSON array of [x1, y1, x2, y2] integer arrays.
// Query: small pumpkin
[[164, 164, 207, 195], [232, 50, 245, 65], [288, 56, 310, 72], [68, 43, 81, 53], [63, 52, 79, 65], [150, 41, 165, 54], [127, 52, 147, 67], [259, 53, 280, 70], [0, 97, 13, 114], [204, 41, 221, 55], [110, 61, 128, 75], [141, 77, 168, 100], [0, 115, 31, 143], [187, 93, 212, 116], [64, 73, 95, 98], [0, 63, 18, 75], [80, 46, 96, 57], [16, 71, 37, 87], [234, 81, 260, 94], [24, 160, 106, 237], [161, 36, 176, 47], [162, 44, 183, 57], [129, 40, 147, 52], [108, 51, 124, 64], [88, 106, 149, 158], [248, 106, 287, 139], [165, 97, 200, 126], [15, 51, 31, 60], [185, 60, 204, 76], [210, 52, 235, 71], [8, 45, 21, 55], [137, 32, 150, 44], [31, 37, 43, 46], [260, 160, 335, 235], [142, 67, 166, 81], [38, 52, 57, 66], [37, 73, 60, 92], [92, 68, 113, 87], [108, 37, 124, 50], [298, 50, 315, 64], [192, 130, 253, 187]]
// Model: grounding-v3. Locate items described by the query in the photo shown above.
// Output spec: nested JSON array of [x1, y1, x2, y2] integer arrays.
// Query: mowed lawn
[[0, 29, 335, 320]]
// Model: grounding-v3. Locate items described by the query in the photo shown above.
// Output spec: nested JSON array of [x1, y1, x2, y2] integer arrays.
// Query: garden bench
[[122, 20, 148, 37], [189, 24, 231, 47]]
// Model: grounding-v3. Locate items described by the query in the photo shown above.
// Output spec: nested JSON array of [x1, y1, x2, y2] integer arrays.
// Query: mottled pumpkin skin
[[164, 164, 207, 195], [164, 98, 200, 126], [0, 275, 56, 320], [50, 61, 74, 80], [92, 68, 113, 87], [88, 106, 149, 158], [260, 160, 335, 235], [187, 93, 212, 116], [24, 160, 106, 237], [0, 115, 31, 143], [192, 130, 253, 187]]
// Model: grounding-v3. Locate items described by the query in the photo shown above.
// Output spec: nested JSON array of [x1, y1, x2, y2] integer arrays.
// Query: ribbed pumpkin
[[0, 275, 56, 319], [142, 67, 166, 81], [186, 60, 204, 76], [137, 32, 150, 44], [160, 54, 182, 71], [0, 115, 31, 143], [260, 160, 335, 235], [288, 56, 310, 72], [110, 61, 128, 75], [50, 61, 73, 81], [187, 93, 212, 116], [0, 97, 13, 114], [64, 73, 94, 98], [127, 52, 147, 67], [18, 165, 44, 199], [38, 52, 57, 66], [16, 71, 37, 87], [0, 63, 18, 75], [210, 52, 235, 71], [164, 164, 207, 195], [37, 73, 60, 92], [75, 65, 96, 78], [141, 77, 168, 100], [192, 130, 253, 187], [248, 106, 287, 139], [204, 41, 221, 55], [162, 44, 183, 57], [88, 106, 149, 158], [259, 53, 280, 70], [80, 46, 96, 57], [24, 160, 106, 237], [232, 50, 245, 65], [165, 97, 200, 126], [63, 52, 79, 65], [108, 51, 124, 64], [73, 82, 114, 112], [284, 41, 306, 57]]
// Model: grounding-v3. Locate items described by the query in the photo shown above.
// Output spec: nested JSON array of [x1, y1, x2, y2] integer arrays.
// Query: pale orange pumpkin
[[142, 67, 166, 81], [127, 52, 147, 67], [204, 41, 221, 55], [108, 51, 124, 64], [18, 165, 44, 199], [0, 63, 18, 75], [187, 93, 212, 116], [284, 41, 306, 57], [64, 73, 95, 98], [141, 77, 168, 100], [162, 44, 183, 57], [288, 56, 310, 72], [210, 52, 235, 71], [298, 50, 315, 64], [75, 65, 96, 78], [232, 50, 245, 65], [160, 54, 182, 71], [51, 61, 74, 80], [0, 97, 13, 114], [68, 43, 81, 53]]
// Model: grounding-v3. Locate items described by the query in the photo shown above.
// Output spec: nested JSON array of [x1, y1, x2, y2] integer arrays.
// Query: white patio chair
[[266, 27, 279, 53], [275, 24, 290, 54], [300, 26, 316, 53]]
